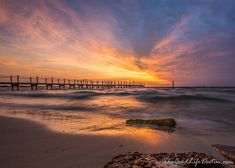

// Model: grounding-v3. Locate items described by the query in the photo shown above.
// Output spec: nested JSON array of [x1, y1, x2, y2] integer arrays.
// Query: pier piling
[[0, 75, 145, 91]]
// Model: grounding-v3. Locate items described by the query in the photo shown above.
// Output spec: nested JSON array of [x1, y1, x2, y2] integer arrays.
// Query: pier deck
[[0, 76, 145, 91]]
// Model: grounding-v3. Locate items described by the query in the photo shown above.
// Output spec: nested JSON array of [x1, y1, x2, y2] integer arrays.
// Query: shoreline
[[0, 115, 232, 168], [0, 116, 134, 168]]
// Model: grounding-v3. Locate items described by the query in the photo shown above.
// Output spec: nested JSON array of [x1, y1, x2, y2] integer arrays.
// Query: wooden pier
[[0, 76, 145, 91]]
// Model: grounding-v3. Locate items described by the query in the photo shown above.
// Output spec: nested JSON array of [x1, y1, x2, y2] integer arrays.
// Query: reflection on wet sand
[[0, 107, 168, 141]]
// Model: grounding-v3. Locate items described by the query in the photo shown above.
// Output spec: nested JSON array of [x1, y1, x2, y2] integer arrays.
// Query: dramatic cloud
[[0, 0, 235, 86]]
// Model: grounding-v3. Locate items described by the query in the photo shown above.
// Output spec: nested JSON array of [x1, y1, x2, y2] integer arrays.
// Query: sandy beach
[[0, 116, 130, 168], [0, 115, 231, 168], [1, 115, 190, 168], [0, 88, 235, 167]]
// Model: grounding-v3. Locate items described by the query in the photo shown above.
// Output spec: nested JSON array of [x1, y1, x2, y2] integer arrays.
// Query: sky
[[0, 0, 235, 86]]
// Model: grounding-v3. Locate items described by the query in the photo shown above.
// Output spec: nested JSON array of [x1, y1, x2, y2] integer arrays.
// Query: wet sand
[[0, 116, 137, 168], [0, 115, 232, 168], [1, 116, 196, 168]]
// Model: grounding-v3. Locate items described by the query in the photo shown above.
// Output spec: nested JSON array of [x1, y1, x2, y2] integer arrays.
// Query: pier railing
[[0, 75, 145, 91]]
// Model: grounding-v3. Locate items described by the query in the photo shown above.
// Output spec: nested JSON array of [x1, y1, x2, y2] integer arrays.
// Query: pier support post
[[10, 76, 13, 91], [51, 78, 53, 90], [45, 78, 48, 90], [36, 76, 38, 90], [30, 77, 33, 90], [16, 75, 19, 91]]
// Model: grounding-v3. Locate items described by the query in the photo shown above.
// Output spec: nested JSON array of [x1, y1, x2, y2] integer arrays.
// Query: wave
[[0, 89, 138, 100], [0, 91, 99, 100], [0, 102, 96, 111], [0, 88, 234, 103], [137, 94, 232, 103]]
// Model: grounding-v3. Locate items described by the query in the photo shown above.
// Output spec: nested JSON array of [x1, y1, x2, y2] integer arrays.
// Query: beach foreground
[[1, 116, 234, 168], [0, 116, 133, 168], [0, 88, 235, 167]]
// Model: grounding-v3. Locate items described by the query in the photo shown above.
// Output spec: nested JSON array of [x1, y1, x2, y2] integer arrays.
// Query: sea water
[[0, 87, 235, 155]]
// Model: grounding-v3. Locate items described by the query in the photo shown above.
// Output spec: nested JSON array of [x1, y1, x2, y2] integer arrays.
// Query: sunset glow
[[1, 0, 235, 86]]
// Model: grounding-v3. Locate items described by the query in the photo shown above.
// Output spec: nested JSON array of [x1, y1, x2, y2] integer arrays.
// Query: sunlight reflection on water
[[0, 88, 235, 152]]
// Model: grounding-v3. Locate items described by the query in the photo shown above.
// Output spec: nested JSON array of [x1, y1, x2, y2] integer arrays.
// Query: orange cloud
[[0, 0, 169, 85]]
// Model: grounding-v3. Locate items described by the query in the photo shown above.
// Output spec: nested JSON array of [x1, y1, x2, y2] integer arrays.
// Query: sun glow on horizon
[[1, 0, 235, 86]]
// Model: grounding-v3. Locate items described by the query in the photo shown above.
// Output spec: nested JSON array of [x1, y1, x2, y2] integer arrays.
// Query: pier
[[0, 75, 145, 91]]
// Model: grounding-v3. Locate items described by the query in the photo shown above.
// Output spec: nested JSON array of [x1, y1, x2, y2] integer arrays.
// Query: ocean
[[0, 87, 235, 155]]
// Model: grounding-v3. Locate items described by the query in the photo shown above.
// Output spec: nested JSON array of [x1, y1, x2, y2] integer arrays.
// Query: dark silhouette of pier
[[172, 80, 175, 89], [0, 75, 145, 91]]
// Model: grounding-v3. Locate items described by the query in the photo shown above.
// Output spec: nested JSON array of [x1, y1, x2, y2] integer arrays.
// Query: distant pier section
[[0, 75, 145, 91]]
